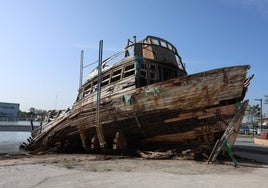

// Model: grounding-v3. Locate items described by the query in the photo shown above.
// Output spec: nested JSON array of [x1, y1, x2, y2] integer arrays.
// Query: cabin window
[[101, 81, 109, 87], [102, 74, 110, 81], [148, 64, 157, 82], [140, 63, 147, 78], [159, 66, 178, 81], [178, 62, 184, 70], [93, 80, 97, 87], [84, 83, 91, 92], [160, 41, 167, 48], [167, 43, 172, 50], [124, 70, 135, 77], [176, 56, 184, 70], [174, 70, 178, 77], [150, 72, 155, 79], [151, 38, 159, 45], [101, 81, 108, 87], [83, 83, 92, 96], [92, 86, 97, 92], [113, 69, 121, 76], [101, 74, 110, 86], [143, 39, 149, 48], [111, 69, 122, 83], [140, 70, 146, 78], [163, 68, 173, 80], [84, 90, 90, 97], [125, 64, 134, 71], [141, 63, 146, 69], [150, 64, 155, 71], [124, 64, 135, 78]]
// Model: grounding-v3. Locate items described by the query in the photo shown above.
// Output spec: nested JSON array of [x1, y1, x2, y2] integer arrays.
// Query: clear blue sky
[[0, 0, 267, 115]]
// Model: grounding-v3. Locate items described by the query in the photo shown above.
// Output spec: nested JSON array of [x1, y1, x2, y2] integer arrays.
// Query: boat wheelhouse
[[74, 36, 187, 110]]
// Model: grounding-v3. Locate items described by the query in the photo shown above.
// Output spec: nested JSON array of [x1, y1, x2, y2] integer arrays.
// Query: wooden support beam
[[95, 40, 106, 148], [207, 100, 248, 165]]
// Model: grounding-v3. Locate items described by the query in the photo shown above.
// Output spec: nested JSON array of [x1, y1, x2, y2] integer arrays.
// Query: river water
[[0, 132, 30, 154], [0, 120, 40, 154]]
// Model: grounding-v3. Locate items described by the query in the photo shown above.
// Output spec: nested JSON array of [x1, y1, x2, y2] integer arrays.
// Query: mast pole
[[96, 40, 106, 148], [79, 50, 84, 88]]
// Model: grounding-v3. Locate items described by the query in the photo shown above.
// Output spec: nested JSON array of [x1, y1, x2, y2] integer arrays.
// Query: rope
[[82, 45, 133, 69], [83, 60, 98, 69]]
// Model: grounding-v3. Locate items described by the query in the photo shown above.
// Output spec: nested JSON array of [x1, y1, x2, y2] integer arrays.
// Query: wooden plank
[[164, 104, 236, 123]]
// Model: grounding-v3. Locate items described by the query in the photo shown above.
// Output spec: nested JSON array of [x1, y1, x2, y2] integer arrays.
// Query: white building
[[0, 102, 20, 117]]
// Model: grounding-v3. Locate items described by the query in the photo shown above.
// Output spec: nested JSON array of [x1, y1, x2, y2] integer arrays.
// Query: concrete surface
[[234, 136, 268, 164], [0, 135, 267, 188]]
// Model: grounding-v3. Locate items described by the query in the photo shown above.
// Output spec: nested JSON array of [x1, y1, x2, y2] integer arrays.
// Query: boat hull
[[26, 65, 251, 153]]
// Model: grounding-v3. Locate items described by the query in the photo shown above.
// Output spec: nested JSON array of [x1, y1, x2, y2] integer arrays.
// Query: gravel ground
[[0, 153, 268, 188]]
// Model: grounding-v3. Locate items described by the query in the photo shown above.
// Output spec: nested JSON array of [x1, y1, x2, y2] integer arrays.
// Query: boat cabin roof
[[84, 36, 185, 83]]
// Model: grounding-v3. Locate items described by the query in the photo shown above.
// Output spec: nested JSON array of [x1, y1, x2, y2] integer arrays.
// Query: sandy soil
[[1, 153, 268, 188]]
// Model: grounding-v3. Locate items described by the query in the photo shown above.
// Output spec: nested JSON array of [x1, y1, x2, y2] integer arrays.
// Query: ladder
[[207, 100, 249, 166]]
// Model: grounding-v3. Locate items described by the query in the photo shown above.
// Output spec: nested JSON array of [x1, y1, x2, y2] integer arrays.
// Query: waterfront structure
[[0, 102, 20, 117]]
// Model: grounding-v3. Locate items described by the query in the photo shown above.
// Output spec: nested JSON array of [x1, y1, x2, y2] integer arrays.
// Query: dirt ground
[[0, 153, 268, 188]]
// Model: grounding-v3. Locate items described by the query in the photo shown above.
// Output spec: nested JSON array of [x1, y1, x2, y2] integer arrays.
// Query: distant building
[[263, 117, 268, 125], [0, 102, 20, 117]]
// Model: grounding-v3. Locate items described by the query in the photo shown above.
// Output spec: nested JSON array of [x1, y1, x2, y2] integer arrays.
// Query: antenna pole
[[79, 50, 84, 88], [55, 95, 58, 110], [95, 40, 106, 148]]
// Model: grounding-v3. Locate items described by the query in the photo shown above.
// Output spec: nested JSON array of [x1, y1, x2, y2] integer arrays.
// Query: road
[[233, 135, 268, 164]]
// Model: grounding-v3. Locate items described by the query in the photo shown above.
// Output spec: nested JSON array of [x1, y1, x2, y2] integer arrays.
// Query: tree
[[18, 110, 27, 118], [265, 95, 268, 105], [29, 107, 36, 113], [245, 104, 260, 128], [19, 107, 48, 121]]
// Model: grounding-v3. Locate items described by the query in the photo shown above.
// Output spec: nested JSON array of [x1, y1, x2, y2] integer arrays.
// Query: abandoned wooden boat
[[24, 36, 253, 154]]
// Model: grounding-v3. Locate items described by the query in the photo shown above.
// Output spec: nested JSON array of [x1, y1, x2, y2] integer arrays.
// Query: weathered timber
[[138, 150, 174, 159]]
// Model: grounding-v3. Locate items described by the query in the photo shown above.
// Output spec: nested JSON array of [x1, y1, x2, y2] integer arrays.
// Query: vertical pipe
[[78, 50, 90, 151], [260, 98, 263, 131], [133, 36, 136, 43], [79, 50, 84, 88], [55, 95, 58, 110], [30, 120, 34, 131], [96, 40, 106, 148], [96, 41, 103, 112]]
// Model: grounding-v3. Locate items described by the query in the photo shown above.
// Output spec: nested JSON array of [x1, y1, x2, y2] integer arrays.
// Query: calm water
[[0, 120, 40, 126], [0, 132, 30, 154], [0, 120, 38, 154]]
